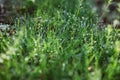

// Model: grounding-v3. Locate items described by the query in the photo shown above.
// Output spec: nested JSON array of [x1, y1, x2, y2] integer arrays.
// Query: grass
[[0, 0, 120, 80]]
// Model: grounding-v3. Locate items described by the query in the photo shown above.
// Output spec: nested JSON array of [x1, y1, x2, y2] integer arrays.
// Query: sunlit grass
[[0, 0, 120, 80]]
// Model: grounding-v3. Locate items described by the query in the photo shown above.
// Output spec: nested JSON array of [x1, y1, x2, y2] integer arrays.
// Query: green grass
[[0, 0, 120, 80]]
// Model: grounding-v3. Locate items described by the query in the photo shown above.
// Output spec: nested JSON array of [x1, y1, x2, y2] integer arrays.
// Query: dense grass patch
[[0, 0, 120, 80]]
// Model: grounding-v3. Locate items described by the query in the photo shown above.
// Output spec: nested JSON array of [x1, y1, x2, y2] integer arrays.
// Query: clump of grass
[[0, 0, 120, 80]]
